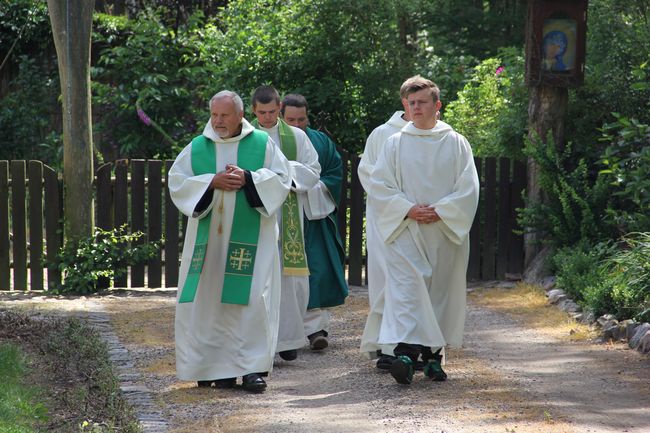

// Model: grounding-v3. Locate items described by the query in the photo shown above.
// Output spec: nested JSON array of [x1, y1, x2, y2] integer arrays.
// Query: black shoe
[[423, 357, 447, 381], [242, 373, 267, 393], [198, 378, 236, 388], [308, 331, 329, 351], [390, 355, 414, 385], [213, 378, 236, 389], [376, 354, 396, 370], [279, 349, 298, 361]]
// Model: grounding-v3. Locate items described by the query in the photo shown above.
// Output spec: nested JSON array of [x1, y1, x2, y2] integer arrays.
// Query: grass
[[0, 342, 48, 433], [0, 310, 142, 433], [468, 282, 598, 341]]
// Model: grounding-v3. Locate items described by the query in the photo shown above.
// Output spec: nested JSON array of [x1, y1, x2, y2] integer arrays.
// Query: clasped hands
[[407, 204, 441, 224], [210, 164, 246, 191]]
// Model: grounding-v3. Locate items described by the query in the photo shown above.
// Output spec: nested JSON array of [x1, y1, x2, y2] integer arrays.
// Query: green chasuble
[[179, 131, 267, 305], [304, 127, 348, 309]]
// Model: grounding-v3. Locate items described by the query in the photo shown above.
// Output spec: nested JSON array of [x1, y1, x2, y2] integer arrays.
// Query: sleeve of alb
[[243, 170, 264, 207], [193, 187, 214, 213]]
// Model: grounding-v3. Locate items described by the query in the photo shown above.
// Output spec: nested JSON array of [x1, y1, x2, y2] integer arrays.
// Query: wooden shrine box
[[525, 0, 588, 87]]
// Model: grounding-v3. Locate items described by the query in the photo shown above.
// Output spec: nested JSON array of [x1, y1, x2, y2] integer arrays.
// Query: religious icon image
[[542, 18, 577, 72]]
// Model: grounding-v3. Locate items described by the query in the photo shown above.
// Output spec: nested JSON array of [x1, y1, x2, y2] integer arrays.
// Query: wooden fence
[[0, 155, 526, 291]]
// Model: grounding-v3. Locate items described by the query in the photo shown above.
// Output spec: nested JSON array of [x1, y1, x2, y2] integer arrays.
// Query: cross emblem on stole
[[229, 247, 253, 271]]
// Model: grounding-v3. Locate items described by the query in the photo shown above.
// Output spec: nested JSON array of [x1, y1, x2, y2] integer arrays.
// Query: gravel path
[[2, 284, 649, 433]]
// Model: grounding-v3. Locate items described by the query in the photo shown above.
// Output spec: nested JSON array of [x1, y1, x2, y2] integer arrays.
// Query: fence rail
[[0, 155, 526, 291]]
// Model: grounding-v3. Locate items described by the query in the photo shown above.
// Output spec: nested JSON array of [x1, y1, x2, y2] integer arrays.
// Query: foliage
[[598, 113, 650, 233], [517, 134, 616, 247], [592, 233, 650, 321], [412, 0, 526, 101], [209, 0, 417, 151], [0, 55, 62, 164], [552, 241, 613, 303], [0, 342, 48, 433], [444, 48, 527, 157], [553, 233, 650, 321], [92, 10, 211, 159], [50, 226, 160, 295], [567, 0, 650, 156], [0, 0, 51, 58]]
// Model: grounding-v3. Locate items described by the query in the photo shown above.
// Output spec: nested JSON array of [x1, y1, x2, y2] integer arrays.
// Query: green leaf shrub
[[599, 114, 650, 233], [444, 48, 527, 158], [92, 10, 212, 159], [552, 241, 613, 303], [518, 134, 616, 247], [554, 234, 650, 321], [593, 233, 650, 321], [51, 226, 160, 295]]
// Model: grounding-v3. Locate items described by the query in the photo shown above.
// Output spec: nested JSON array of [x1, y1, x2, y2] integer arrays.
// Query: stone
[[638, 330, 650, 354], [597, 314, 618, 329], [547, 289, 566, 304], [580, 310, 596, 324], [523, 245, 553, 284], [629, 323, 650, 349], [626, 322, 641, 341], [504, 273, 522, 281], [558, 299, 581, 313], [542, 276, 556, 292], [603, 323, 623, 341], [617, 320, 636, 342]]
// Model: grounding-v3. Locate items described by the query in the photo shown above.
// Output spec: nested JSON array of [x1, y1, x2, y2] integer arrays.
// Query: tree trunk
[[524, 84, 568, 268], [47, 0, 94, 241]]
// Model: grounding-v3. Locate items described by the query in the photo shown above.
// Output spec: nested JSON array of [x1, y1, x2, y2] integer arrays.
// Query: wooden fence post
[[28, 161, 44, 290], [0, 161, 9, 289], [43, 164, 62, 290], [164, 160, 180, 287], [148, 160, 162, 288]]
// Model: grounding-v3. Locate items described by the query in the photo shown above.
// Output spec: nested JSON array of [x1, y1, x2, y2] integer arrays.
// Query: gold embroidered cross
[[229, 248, 252, 271], [190, 254, 204, 272]]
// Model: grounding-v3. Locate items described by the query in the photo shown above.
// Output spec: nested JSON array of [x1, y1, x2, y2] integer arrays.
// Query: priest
[[369, 76, 479, 385], [358, 104, 410, 369], [168, 90, 292, 393], [251, 85, 321, 361], [281, 93, 348, 351]]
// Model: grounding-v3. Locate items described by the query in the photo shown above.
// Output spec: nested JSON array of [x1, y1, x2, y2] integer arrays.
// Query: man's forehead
[[254, 101, 280, 111], [284, 105, 307, 117], [407, 88, 434, 100], [211, 97, 236, 111]]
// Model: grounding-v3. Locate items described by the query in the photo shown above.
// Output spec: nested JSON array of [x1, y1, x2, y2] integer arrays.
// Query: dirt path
[[2, 283, 649, 433]]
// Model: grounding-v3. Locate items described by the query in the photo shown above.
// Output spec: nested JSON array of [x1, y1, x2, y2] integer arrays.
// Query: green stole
[[178, 130, 267, 305], [252, 118, 309, 276]]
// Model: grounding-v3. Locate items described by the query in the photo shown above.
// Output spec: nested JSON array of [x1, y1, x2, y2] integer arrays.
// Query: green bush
[[599, 113, 650, 233], [518, 135, 616, 247], [552, 241, 613, 303], [553, 234, 650, 321], [444, 48, 527, 157], [594, 232, 650, 321], [92, 10, 211, 159], [50, 226, 160, 295]]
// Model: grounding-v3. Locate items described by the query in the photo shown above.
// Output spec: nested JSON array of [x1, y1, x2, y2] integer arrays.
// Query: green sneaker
[[423, 358, 447, 381], [390, 355, 414, 385]]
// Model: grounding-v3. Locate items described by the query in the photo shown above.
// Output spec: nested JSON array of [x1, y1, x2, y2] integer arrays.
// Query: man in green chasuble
[[251, 85, 322, 361], [282, 93, 348, 351], [169, 90, 292, 393]]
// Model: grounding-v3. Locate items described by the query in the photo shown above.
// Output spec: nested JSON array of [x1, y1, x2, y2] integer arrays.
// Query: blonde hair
[[399, 75, 440, 102]]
